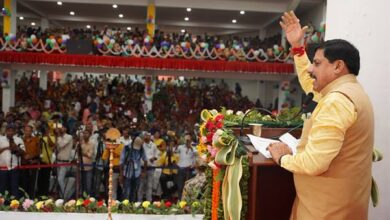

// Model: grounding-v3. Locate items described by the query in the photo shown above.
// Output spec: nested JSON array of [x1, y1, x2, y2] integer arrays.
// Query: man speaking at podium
[[267, 11, 374, 220]]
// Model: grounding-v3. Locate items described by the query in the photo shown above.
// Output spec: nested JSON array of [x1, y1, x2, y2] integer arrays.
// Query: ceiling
[[3, 0, 324, 35]]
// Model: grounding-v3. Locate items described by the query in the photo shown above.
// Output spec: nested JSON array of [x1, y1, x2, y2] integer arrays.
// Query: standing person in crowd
[[158, 136, 179, 200], [175, 134, 195, 200], [267, 11, 374, 220], [21, 125, 40, 198], [80, 129, 95, 196], [118, 128, 132, 147], [138, 132, 159, 202], [37, 125, 55, 197], [153, 130, 166, 152], [119, 136, 147, 202], [0, 124, 25, 198], [102, 134, 124, 200], [55, 123, 73, 199]]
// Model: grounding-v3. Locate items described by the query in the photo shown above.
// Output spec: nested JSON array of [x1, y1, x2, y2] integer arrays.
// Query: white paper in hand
[[279, 133, 299, 155], [247, 134, 278, 158]]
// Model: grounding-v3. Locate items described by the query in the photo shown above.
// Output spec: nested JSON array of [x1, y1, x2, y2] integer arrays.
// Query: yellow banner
[[146, 3, 155, 37], [3, 0, 12, 34]]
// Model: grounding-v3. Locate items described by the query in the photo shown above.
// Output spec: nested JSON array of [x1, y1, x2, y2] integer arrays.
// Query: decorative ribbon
[[0, 38, 291, 62], [371, 147, 383, 207]]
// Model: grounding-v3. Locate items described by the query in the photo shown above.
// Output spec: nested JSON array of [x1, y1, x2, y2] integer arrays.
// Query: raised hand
[[280, 11, 308, 48]]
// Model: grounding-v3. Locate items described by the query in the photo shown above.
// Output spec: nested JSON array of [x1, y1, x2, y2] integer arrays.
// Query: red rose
[[214, 114, 224, 122], [97, 200, 104, 207], [206, 133, 213, 142], [216, 121, 223, 129], [83, 199, 91, 207], [165, 201, 172, 208], [205, 121, 215, 131]]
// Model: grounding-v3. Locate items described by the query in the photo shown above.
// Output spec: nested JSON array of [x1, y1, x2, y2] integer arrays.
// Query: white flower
[[212, 132, 219, 143], [216, 129, 224, 136], [134, 202, 141, 208], [89, 197, 96, 203], [236, 111, 244, 116], [226, 110, 233, 115], [55, 199, 64, 207]]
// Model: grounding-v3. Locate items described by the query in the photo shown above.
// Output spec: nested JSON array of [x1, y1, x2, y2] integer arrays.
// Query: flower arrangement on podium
[[221, 107, 305, 128], [197, 109, 249, 220]]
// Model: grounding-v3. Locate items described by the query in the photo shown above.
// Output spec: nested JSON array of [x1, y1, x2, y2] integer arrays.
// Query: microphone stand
[[238, 107, 275, 145]]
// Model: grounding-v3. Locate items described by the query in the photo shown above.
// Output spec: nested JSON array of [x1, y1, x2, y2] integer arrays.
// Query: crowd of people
[[0, 73, 254, 203], [3, 26, 293, 61]]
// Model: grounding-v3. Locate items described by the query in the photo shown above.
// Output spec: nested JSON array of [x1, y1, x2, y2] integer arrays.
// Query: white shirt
[[56, 133, 73, 161], [0, 135, 25, 170], [176, 144, 195, 168], [118, 136, 132, 147], [142, 141, 159, 167]]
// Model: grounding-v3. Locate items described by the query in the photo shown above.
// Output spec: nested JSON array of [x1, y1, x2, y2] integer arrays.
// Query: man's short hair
[[314, 39, 360, 75]]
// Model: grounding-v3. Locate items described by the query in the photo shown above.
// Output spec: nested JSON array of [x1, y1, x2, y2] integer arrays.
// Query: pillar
[[146, 0, 156, 37], [40, 18, 49, 31], [39, 70, 48, 90], [3, 0, 17, 35], [2, 69, 16, 113]]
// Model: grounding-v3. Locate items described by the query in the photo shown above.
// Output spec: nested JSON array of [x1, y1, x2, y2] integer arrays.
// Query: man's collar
[[320, 74, 357, 96]]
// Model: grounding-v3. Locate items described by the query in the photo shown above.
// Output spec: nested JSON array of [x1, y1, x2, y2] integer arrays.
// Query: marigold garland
[[211, 168, 221, 220]]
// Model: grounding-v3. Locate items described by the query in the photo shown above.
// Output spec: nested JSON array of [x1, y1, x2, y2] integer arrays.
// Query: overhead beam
[[258, 0, 301, 30], [19, 0, 47, 17], [19, 1, 63, 27], [286, 0, 301, 11], [25, 0, 288, 13], [49, 15, 261, 30]]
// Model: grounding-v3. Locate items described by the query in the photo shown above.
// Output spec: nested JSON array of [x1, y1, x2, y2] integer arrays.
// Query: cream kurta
[[281, 53, 374, 220]]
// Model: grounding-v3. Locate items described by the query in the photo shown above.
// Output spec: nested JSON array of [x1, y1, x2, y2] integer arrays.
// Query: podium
[[244, 128, 301, 220]]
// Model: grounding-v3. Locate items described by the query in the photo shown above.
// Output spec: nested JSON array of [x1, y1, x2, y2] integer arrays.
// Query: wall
[[326, 0, 390, 219]]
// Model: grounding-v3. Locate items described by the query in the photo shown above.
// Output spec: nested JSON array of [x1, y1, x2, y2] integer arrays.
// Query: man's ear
[[334, 60, 347, 75]]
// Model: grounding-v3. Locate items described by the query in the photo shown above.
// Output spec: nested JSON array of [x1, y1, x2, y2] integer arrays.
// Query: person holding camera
[[21, 125, 40, 198], [0, 124, 26, 198], [158, 136, 179, 200]]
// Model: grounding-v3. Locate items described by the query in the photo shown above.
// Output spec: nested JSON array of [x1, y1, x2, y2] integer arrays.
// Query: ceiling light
[[57, 1, 62, 5], [186, 8, 191, 12], [127, 27, 131, 31], [232, 19, 237, 23], [240, 10, 245, 15], [113, 4, 118, 8], [119, 14, 123, 18], [70, 11, 75, 15], [181, 29, 185, 33], [86, 25, 91, 29], [31, 22, 36, 26], [19, 16, 24, 20], [184, 17, 189, 21]]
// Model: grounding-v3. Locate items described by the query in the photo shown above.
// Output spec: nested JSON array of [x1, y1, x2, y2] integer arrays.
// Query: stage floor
[[0, 212, 203, 220]]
